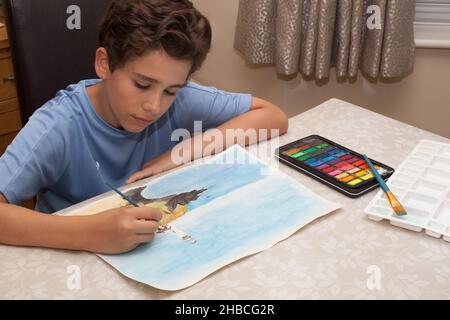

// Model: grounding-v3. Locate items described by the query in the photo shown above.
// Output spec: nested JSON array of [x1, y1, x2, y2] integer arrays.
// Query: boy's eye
[[134, 81, 150, 90], [134, 81, 176, 96], [164, 90, 177, 96]]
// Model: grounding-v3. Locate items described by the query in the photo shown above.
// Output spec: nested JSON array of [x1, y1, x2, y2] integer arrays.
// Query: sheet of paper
[[62, 145, 342, 290]]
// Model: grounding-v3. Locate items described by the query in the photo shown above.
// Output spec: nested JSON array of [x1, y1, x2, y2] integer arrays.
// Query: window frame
[[415, 0, 450, 48]]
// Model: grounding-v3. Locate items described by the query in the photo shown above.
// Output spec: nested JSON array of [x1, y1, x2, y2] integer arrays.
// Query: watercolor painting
[[66, 145, 341, 290]]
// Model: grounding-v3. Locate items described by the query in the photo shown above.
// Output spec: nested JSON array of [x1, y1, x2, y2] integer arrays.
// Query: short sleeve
[[172, 82, 252, 133], [0, 108, 69, 205]]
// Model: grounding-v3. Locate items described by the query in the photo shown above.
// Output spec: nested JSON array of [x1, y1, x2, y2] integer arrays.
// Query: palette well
[[365, 140, 450, 242]]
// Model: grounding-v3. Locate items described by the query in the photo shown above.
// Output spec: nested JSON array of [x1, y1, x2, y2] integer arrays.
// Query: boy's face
[[97, 49, 191, 133]]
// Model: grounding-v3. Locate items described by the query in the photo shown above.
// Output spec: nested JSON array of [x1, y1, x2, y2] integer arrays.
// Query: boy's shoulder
[[46, 79, 99, 113], [17, 79, 98, 146], [176, 81, 241, 105], [31, 79, 98, 127], [179, 81, 228, 96]]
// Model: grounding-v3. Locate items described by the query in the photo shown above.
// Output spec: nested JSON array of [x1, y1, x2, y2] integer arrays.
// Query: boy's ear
[[94, 47, 111, 79]]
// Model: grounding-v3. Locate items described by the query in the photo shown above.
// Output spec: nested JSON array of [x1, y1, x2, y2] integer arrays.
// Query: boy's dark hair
[[99, 0, 212, 75]]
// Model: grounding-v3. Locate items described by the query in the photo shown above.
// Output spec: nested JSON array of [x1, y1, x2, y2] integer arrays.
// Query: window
[[415, 0, 450, 48]]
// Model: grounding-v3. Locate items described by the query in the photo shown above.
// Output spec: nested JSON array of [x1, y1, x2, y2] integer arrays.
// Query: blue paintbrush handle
[[363, 155, 389, 193], [105, 181, 139, 207]]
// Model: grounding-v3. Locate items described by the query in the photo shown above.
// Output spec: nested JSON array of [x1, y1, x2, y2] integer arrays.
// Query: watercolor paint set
[[276, 135, 395, 198], [365, 140, 450, 242]]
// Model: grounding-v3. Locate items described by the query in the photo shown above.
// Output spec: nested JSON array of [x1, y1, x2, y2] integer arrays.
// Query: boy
[[0, 0, 288, 254]]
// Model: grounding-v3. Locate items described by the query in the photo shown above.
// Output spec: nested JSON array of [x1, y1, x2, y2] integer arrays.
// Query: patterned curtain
[[234, 0, 416, 79]]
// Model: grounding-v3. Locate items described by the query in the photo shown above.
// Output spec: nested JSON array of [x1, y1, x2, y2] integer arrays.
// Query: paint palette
[[365, 140, 450, 242], [276, 135, 395, 198]]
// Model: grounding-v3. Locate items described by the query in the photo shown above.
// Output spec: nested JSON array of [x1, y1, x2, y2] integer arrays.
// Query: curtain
[[234, 0, 416, 79]]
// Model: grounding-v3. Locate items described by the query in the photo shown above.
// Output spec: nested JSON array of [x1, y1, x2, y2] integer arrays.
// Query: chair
[[3, 0, 110, 124]]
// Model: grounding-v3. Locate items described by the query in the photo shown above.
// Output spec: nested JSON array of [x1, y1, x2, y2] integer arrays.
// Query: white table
[[1, 99, 449, 299]]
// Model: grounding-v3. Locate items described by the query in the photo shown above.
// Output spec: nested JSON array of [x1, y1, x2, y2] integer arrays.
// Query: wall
[[191, 0, 450, 139]]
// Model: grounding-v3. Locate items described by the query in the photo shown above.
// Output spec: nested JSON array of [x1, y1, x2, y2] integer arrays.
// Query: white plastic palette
[[365, 140, 450, 242]]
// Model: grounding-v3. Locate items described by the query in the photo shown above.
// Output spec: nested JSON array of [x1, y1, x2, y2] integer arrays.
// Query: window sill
[[414, 23, 450, 48]]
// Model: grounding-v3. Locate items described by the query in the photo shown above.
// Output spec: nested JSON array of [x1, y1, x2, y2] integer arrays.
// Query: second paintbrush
[[363, 155, 407, 216]]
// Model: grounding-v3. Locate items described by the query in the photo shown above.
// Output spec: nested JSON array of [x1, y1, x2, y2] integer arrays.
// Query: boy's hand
[[83, 204, 162, 254]]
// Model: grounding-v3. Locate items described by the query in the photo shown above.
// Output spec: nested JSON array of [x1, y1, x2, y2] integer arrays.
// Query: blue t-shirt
[[0, 79, 252, 213]]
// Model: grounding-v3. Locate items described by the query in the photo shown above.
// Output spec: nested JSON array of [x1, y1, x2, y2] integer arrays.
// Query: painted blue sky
[[137, 147, 270, 210], [139, 162, 265, 211]]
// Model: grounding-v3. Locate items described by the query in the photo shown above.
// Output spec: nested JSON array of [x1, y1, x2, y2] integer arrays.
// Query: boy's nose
[[142, 95, 162, 116], [142, 103, 160, 116]]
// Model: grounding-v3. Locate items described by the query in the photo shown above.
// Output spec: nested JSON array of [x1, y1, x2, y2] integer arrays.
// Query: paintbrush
[[363, 155, 407, 216], [95, 162, 140, 207], [95, 162, 197, 243]]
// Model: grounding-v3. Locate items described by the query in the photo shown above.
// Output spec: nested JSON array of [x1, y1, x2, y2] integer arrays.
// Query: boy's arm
[[0, 193, 162, 254], [126, 97, 288, 183]]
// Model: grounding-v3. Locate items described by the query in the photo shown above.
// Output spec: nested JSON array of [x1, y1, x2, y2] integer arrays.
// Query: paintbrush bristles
[[386, 191, 407, 216]]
